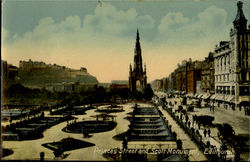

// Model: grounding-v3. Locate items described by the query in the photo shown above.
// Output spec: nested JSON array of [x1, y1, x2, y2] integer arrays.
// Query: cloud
[[3, 3, 156, 82], [158, 12, 189, 33], [198, 6, 227, 28], [83, 3, 154, 37], [157, 6, 230, 47], [2, 3, 235, 82], [9, 3, 155, 47]]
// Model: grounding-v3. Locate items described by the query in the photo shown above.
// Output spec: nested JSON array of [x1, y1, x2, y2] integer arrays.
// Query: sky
[[2, 0, 250, 83]]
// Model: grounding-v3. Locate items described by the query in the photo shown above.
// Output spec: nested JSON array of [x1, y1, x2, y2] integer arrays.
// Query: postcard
[[1, 0, 250, 161]]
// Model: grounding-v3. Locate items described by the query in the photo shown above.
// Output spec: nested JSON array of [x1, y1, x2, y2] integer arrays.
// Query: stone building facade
[[213, 1, 250, 106], [187, 61, 202, 94], [201, 52, 215, 95]]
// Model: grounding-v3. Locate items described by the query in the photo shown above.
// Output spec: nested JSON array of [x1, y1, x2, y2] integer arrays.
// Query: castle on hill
[[19, 59, 87, 73]]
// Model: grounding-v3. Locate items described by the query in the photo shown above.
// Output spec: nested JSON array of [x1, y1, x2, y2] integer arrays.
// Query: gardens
[[42, 137, 95, 157], [62, 115, 117, 135], [96, 104, 124, 113], [2, 112, 74, 141]]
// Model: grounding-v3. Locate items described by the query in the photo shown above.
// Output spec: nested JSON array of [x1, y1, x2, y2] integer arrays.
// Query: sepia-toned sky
[[2, 0, 250, 83]]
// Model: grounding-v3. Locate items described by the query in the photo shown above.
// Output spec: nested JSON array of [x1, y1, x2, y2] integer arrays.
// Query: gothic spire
[[134, 29, 143, 75], [233, 1, 247, 32], [135, 28, 141, 54], [136, 28, 140, 42]]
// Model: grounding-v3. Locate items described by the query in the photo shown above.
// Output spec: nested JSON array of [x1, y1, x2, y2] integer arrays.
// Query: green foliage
[[6, 83, 52, 101], [6, 83, 154, 105]]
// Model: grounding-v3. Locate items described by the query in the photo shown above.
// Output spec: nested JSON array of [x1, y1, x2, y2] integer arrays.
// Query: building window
[[224, 57, 226, 70], [228, 55, 230, 65], [223, 75, 225, 81], [220, 58, 222, 71], [231, 86, 235, 95], [242, 71, 246, 81], [239, 86, 249, 96], [227, 86, 230, 94], [227, 74, 229, 81]]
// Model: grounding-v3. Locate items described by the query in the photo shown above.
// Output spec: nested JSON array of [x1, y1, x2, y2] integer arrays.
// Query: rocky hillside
[[17, 60, 98, 88]]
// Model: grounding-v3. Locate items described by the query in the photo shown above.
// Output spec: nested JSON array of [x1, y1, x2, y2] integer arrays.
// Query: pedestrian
[[192, 115, 195, 126], [203, 129, 207, 137], [198, 122, 201, 130], [208, 128, 211, 137], [196, 130, 199, 135]]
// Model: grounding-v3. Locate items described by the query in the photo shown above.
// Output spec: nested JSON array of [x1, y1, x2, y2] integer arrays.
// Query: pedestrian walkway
[[158, 105, 207, 161]]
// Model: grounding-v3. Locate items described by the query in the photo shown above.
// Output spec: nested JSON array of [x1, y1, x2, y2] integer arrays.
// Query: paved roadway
[[155, 91, 250, 161]]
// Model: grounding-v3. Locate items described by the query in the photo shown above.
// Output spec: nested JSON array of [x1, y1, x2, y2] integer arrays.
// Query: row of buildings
[[155, 1, 250, 108], [155, 54, 214, 95]]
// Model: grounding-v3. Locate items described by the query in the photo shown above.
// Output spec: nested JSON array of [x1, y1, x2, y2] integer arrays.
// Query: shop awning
[[202, 94, 212, 100], [239, 96, 250, 102], [216, 94, 227, 101], [210, 94, 218, 100], [225, 96, 235, 103], [194, 94, 199, 98], [215, 94, 223, 101], [206, 94, 212, 100], [197, 94, 203, 99], [201, 94, 207, 99]]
